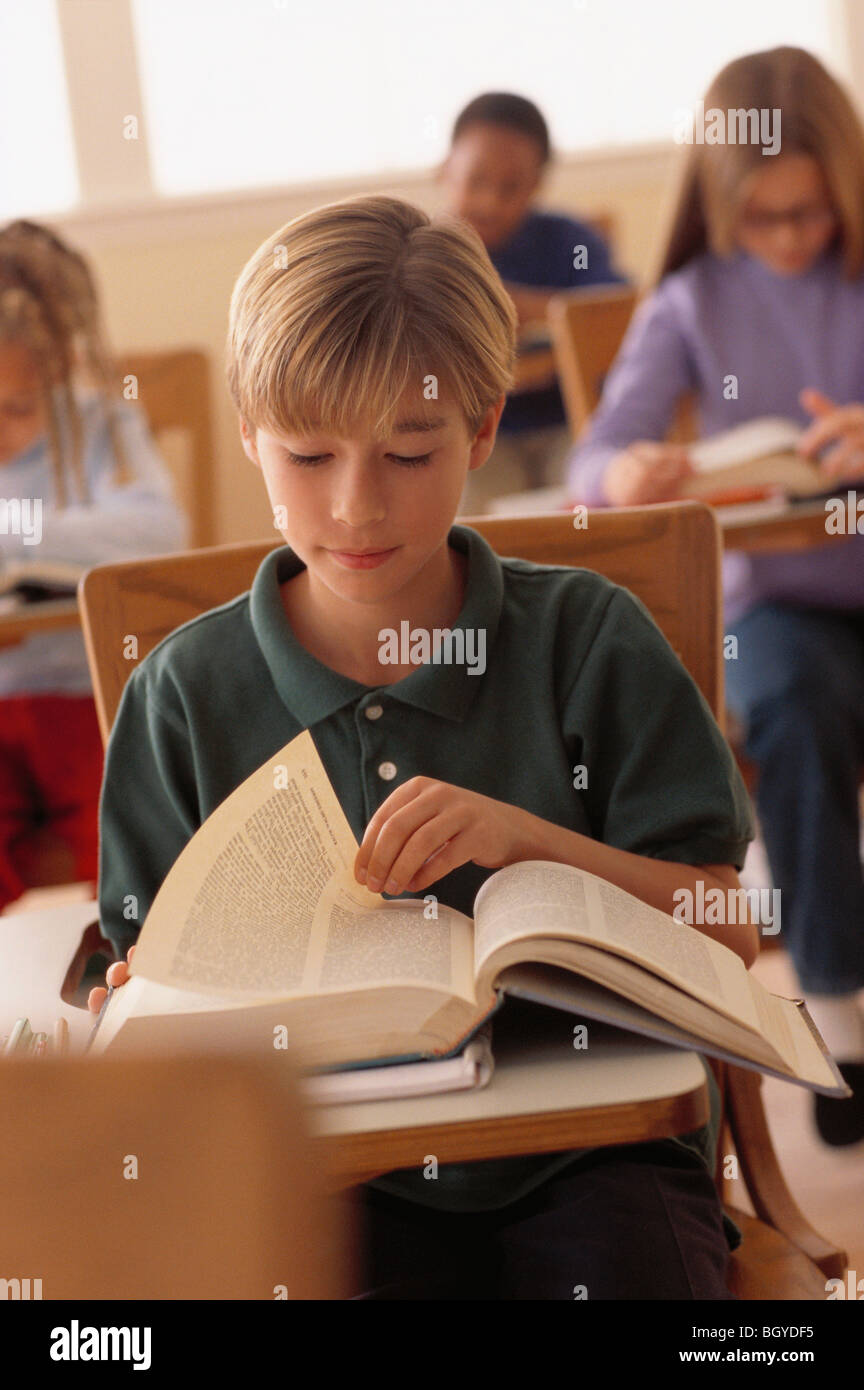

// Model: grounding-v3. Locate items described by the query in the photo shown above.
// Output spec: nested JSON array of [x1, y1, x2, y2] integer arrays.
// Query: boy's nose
[[331, 473, 387, 528]]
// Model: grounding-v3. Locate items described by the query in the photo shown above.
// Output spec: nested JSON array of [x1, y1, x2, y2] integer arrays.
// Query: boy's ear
[[467, 395, 507, 472], [239, 417, 261, 468]]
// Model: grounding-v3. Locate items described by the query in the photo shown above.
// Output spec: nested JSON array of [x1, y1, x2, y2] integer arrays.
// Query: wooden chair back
[[116, 349, 215, 548], [547, 286, 697, 445], [0, 1054, 349, 1298], [587, 211, 616, 247], [79, 503, 723, 745], [78, 502, 846, 1293], [547, 285, 638, 437]]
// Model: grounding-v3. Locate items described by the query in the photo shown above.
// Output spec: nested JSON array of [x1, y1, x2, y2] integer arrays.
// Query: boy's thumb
[[800, 387, 836, 417]]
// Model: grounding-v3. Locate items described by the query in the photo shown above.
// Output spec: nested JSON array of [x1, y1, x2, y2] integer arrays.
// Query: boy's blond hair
[[226, 195, 516, 440]]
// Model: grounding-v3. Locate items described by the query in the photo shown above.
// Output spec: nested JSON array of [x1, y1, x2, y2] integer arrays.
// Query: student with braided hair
[[0, 220, 187, 909]]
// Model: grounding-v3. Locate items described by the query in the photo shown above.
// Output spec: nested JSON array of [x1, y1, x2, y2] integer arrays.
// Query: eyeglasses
[[737, 203, 836, 233]]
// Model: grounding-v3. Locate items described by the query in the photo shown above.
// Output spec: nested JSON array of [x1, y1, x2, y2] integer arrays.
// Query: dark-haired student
[[440, 92, 626, 512]]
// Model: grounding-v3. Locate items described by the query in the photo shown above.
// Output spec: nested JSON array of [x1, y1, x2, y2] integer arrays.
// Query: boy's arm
[[506, 816, 757, 966], [98, 666, 200, 958], [555, 584, 757, 965]]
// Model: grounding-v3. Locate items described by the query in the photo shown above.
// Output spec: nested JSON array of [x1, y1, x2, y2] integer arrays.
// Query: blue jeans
[[725, 603, 864, 994]]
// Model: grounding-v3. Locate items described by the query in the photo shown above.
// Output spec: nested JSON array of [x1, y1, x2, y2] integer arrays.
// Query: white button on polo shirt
[[365, 704, 384, 720], [378, 761, 397, 781]]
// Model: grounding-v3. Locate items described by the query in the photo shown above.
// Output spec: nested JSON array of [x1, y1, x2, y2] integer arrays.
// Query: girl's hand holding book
[[798, 388, 864, 479], [604, 442, 694, 506], [87, 945, 135, 1014]]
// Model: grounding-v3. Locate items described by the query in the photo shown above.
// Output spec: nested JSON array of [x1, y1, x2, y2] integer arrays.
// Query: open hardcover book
[[90, 730, 849, 1097], [0, 559, 82, 603], [679, 417, 829, 503]]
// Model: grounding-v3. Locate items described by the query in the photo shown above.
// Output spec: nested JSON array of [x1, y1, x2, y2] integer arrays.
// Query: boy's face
[[440, 123, 544, 251], [241, 391, 503, 610], [0, 342, 47, 465]]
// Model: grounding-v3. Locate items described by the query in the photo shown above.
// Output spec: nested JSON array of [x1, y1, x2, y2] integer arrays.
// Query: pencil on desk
[[86, 988, 114, 1052], [5, 1018, 33, 1056], [53, 1017, 69, 1057]]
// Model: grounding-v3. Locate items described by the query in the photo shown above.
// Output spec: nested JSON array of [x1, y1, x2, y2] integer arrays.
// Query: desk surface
[[0, 899, 101, 1046], [0, 598, 81, 647], [486, 489, 835, 554], [314, 1010, 708, 1182], [0, 900, 709, 1187]]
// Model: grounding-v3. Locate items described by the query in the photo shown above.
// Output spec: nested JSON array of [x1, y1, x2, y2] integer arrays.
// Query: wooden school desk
[[486, 490, 839, 556], [712, 497, 838, 554], [0, 900, 709, 1190], [0, 598, 80, 649]]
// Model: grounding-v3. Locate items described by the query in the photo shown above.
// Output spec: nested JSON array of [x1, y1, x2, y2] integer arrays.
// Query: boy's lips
[[327, 546, 400, 570]]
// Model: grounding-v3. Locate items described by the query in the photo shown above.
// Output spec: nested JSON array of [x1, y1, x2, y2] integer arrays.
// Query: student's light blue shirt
[[0, 392, 188, 696]]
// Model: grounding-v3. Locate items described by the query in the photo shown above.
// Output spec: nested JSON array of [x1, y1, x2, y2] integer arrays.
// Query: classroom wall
[[57, 145, 677, 545]]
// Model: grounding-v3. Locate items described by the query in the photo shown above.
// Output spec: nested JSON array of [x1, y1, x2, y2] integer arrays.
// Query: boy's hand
[[355, 778, 538, 896], [87, 945, 135, 1014], [604, 442, 693, 506], [798, 388, 864, 478]]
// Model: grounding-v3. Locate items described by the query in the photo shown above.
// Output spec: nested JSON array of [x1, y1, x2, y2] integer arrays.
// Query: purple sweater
[[567, 249, 864, 623]]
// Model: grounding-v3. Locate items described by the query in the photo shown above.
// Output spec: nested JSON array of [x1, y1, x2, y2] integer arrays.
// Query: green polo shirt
[[98, 523, 753, 1216]]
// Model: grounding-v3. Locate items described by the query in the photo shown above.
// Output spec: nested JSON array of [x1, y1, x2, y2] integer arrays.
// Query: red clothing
[[0, 695, 102, 908]]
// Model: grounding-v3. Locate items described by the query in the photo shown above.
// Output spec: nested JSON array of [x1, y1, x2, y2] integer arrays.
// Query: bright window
[[131, 0, 837, 196], [0, 0, 78, 220]]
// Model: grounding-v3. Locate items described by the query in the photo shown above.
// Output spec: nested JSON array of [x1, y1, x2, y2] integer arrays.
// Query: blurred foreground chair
[[78, 503, 845, 1296], [0, 1053, 348, 1298]]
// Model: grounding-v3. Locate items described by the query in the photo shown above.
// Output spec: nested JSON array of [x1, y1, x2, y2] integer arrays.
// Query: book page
[[689, 417, 802, 473], [473, 860, 759, 1033], [128, 729, 474, 999]]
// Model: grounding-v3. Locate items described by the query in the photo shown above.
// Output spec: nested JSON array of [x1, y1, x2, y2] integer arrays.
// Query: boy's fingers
[[364, 811, 441, 890], [127, 945, 136, 962], [404, 839, 464, 894], [355, 780, 438, 879], [88, 986, 107, 1014], [376, 821, 459, 894], [106, 960, 130, 988]]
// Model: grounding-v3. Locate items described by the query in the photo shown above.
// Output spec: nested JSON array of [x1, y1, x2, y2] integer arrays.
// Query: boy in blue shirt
[[92, 194, 755, 1300], [439, 92, 626, 511]]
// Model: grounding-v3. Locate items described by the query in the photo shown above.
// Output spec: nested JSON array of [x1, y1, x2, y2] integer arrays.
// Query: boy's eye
[[389, 453, 432, 468], [284, 451, 329, 466], [282, 449, 432, 468]]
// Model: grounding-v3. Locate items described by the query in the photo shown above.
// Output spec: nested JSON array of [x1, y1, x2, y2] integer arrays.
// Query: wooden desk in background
[[714, 498, 835, 554], [0, 598, 81, 649], [487, 490, 839, 557], [0, 900, 709, 1192]]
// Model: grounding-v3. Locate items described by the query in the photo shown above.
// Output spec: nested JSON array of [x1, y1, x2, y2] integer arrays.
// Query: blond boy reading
[[93, 196, 755, 1300]]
